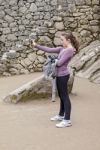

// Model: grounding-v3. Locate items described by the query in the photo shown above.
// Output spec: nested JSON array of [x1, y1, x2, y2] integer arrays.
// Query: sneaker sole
[[50, 118, 64, 121], [56, 123, 72, 128]]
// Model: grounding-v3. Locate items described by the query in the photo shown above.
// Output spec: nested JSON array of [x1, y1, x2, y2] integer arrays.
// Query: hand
[[52, 59, 58, 66], [32, 40, 37, 47], [55, 59, 58, 66]]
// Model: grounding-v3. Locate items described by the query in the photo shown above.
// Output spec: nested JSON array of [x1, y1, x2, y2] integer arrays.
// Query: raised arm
[[35, 45, 62, 53]]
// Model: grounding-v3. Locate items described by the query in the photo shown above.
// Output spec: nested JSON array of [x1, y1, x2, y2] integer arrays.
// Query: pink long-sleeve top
[[35, 45, 75, 77]]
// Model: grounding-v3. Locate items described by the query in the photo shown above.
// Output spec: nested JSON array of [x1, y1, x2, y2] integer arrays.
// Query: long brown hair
[[62, 32, 79, 53]]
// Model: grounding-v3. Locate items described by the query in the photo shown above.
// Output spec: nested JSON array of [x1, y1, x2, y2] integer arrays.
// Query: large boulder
[[3, 71, 75, 103], [70, 40, 100, 84], [3, 75, 52, 103]]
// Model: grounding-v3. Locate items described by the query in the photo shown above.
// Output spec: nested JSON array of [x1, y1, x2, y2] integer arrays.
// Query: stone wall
[[0, 0, 100, 76]]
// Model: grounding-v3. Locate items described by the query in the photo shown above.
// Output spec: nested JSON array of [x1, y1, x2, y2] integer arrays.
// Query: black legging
[[56, 75, 71, 120]]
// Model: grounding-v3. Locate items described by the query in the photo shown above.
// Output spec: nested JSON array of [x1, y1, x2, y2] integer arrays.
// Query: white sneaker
[[56, 120, 72, 128], [50, 115, 64, 121]]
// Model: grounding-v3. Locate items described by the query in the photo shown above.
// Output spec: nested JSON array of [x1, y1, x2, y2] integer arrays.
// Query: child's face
[[60, 36, 70, 48]]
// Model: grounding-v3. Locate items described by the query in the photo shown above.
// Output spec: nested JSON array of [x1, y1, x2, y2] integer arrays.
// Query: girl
[[32, 32, 79, 128]]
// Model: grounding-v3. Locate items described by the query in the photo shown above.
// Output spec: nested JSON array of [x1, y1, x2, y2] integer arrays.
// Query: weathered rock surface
[[3, 69, 75, 103], [70, 41, 100, 84]]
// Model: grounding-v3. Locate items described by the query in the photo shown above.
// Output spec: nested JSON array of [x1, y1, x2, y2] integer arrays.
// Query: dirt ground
[[0, 74, 100, 150]]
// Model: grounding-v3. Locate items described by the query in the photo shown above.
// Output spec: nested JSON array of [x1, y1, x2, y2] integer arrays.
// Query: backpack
[[43, 55, 57, 80], [43, 55, 58, 102]]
